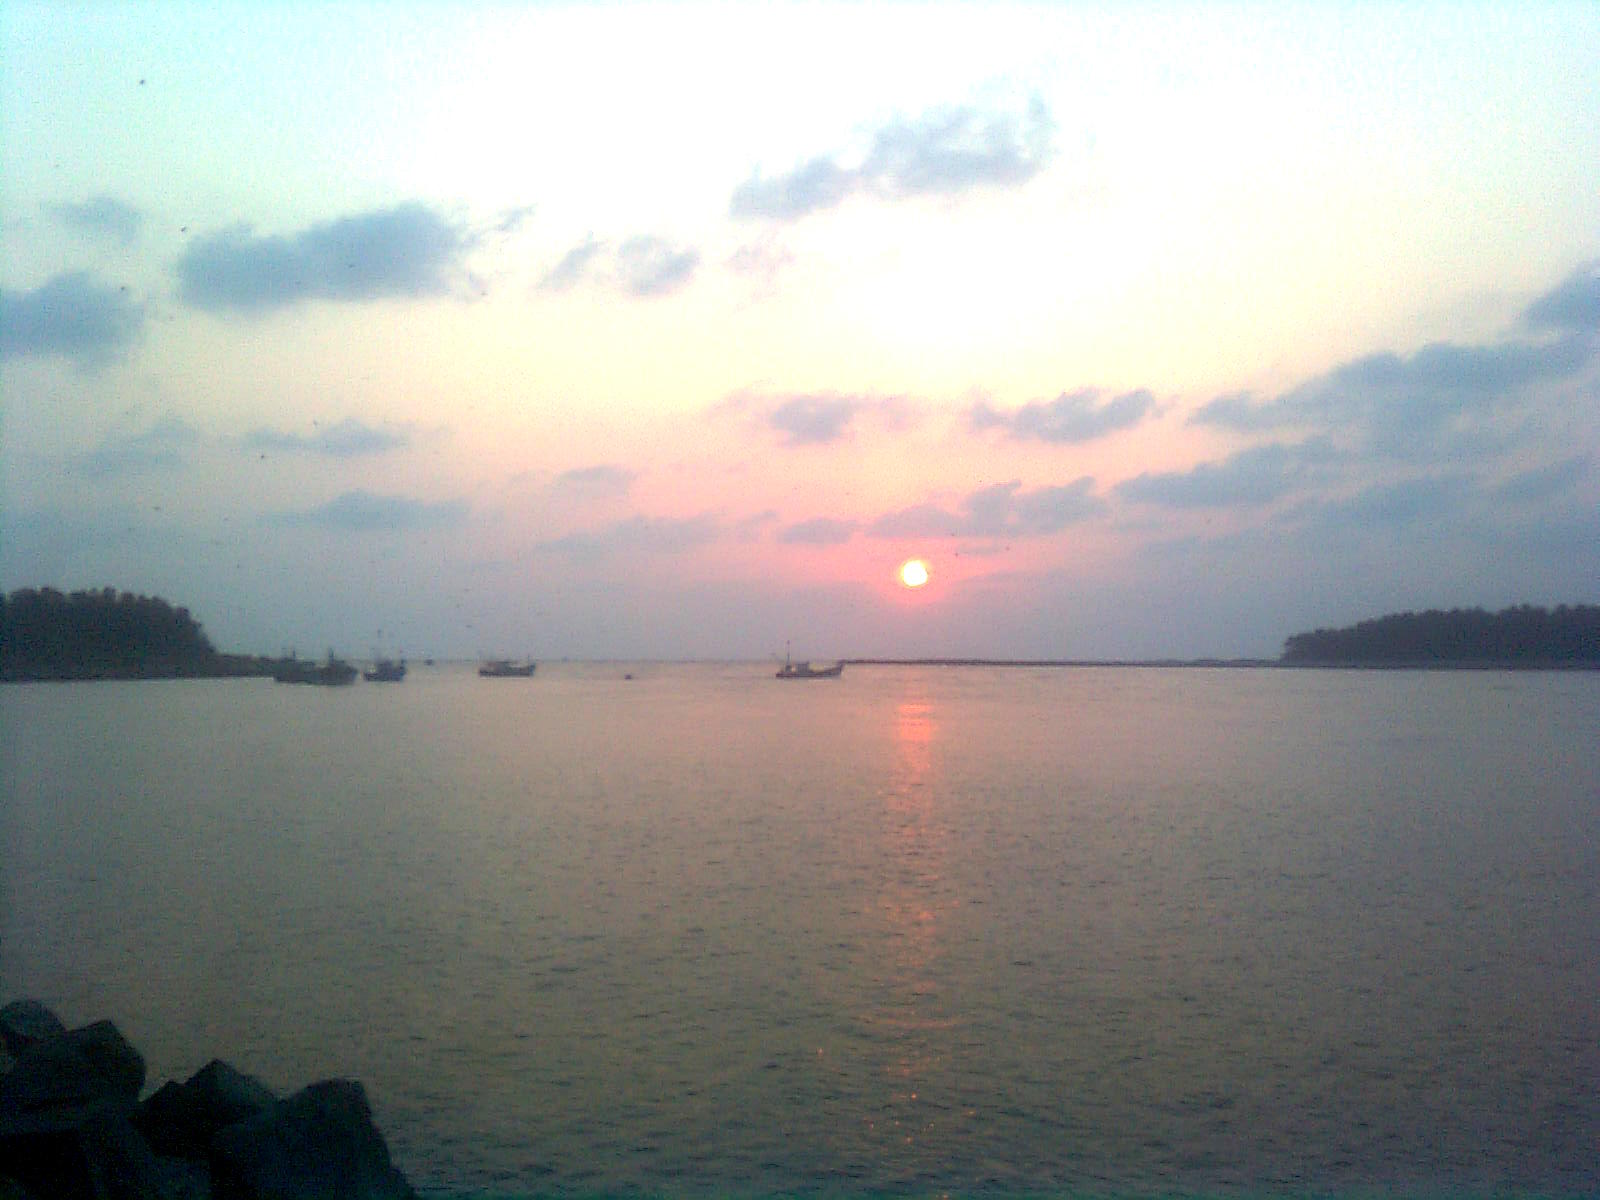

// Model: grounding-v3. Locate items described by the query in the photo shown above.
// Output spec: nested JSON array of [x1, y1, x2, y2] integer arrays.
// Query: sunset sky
[[3, 1, 1597, 660]]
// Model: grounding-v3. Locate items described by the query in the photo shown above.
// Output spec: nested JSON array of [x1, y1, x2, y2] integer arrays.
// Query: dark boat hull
[[776, 662, 844, 679], [273, 659, 358, 686]]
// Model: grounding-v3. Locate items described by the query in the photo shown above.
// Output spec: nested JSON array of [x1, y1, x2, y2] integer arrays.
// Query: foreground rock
[[0, 1001, 67, 1059], [0, 1001, 415, 1200], [211, 1080, 415, 1200]]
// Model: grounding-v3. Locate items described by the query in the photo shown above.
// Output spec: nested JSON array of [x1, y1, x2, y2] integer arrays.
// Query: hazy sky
[[3, 1, 1596, 660]]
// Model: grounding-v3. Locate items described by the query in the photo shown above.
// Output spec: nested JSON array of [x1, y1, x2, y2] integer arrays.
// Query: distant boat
[[479, 659, 536, 677], [364, 657, 406, 683], [776, 648, 844, 679], [273, 652, 358, 686]]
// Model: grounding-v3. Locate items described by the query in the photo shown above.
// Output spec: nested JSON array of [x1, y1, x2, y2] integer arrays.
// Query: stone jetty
[[0, 999, 416, 1199]]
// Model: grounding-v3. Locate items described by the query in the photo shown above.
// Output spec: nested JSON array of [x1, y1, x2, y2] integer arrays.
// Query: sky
[[2, 1, 1597, 661]]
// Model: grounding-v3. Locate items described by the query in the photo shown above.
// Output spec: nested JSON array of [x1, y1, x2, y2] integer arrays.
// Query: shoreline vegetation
[[1279, 603, 1600, 668], [0, 588, 281, 683], [1, 587, 1597, 681], [853, 604, 1596, 669]]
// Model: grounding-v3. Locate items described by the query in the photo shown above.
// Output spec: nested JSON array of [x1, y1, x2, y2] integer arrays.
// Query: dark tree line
[[0, 587, 233, 680], [1282, 604, 1600, 666]]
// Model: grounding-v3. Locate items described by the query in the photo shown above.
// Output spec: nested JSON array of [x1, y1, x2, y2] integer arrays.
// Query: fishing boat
[[364, 657, 406, 682], [776, 647, 844, 679], [273, 652, 358, 686], [479, 659, 536, 677]]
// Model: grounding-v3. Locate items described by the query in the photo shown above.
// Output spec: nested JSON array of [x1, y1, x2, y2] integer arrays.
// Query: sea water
[[2, 664, 1597, 1198]]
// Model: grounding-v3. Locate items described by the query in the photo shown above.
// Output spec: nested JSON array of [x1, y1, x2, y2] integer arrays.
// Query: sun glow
[[898, 558, 930, 588]]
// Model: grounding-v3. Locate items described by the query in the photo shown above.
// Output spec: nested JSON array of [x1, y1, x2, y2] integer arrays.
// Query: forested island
[[1280, 604, 1600, 667], [0, 587, 276, 682]]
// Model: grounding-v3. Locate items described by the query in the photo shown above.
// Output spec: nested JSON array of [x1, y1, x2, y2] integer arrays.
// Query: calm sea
[[2, 664, 1597, 1198]]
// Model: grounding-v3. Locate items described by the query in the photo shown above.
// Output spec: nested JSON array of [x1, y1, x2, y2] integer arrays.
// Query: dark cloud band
[[732, 96, 1054, 222], [972, 388, 1155, 443], [241, 419, 410, 458], [1192, 264, 1600, 458], [271, 489, 467, 532], [177, 204, 473, 313], [869, 478, 1105, 539], [0, 271, 144, 365]]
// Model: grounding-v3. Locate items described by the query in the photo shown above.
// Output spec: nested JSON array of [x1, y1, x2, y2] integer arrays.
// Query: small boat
[[363, 657, 406, 682], [273, 652, 358, 686], [479, 659, 536, 677], [776, 648, 844, 679]]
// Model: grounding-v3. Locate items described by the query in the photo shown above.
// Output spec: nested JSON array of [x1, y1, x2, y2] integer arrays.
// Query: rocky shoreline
[[0, 1000, 417, 1199]]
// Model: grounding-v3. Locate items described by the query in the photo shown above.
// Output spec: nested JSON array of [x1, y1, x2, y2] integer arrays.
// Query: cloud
[[770, 394, 867, 445], [1301, 473, 1474, 530], [731, 95, 1054, 221], [1522, 259, 1600, 334], [869, 478, 1105, 539], [1192, 264, 1600, 457], [271, 489, 468, 532], [540, 236, 606, 292], [50, 195, 144, 244], [176, 203, 473, 312], [535, 513, 720, 557], [1311, 341, 1587, 424], [1188, 390, 1263, 428], [731, 156, 859, 222], [722, 389, 909, 446], [868, 95, 1056, 198], [616, 236, 699, 297], [491, 205, 536, 236], [552, 464, 636, 497], [727, 235, 795, 292], [241, 418, 411, 457], [1491, 455, 1589, 504], [0, 271, 144, 365], [972, 387, 1156, 443], [68, 417, 200, 478], [734, 510, 779, 541], [539, 234, 699, 297], [1115, 439, 1338, 508], [1196, 341, 1592, 443], [778, 517, 858, 545]]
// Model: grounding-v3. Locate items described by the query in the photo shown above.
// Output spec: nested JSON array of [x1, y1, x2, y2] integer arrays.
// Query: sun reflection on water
[[860, 693, 969, 1166]]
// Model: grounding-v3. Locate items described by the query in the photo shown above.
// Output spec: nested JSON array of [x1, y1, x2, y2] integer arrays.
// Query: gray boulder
[[0, 1110, 207, 1199], [210, 1080, 415, 1200], [0, 1021, 145, 1136], [64, 1022, 146, 1108], [0, 1001, 67, 1059], [135, 1060, 278, 1160], [1, 1005, 416, 1200], [0, 1018, 198, 1200]]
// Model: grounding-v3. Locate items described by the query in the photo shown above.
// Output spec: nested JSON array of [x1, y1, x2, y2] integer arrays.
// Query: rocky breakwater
[[0, 1000, 417, 1200]]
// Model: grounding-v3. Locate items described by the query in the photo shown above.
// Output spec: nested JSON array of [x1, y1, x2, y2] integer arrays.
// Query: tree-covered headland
[[1281, 604, 1600, 667], [0, 587, 275, 681]]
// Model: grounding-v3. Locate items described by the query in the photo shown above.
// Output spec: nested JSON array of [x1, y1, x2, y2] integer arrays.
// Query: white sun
[[898, 558, 930, 588]]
